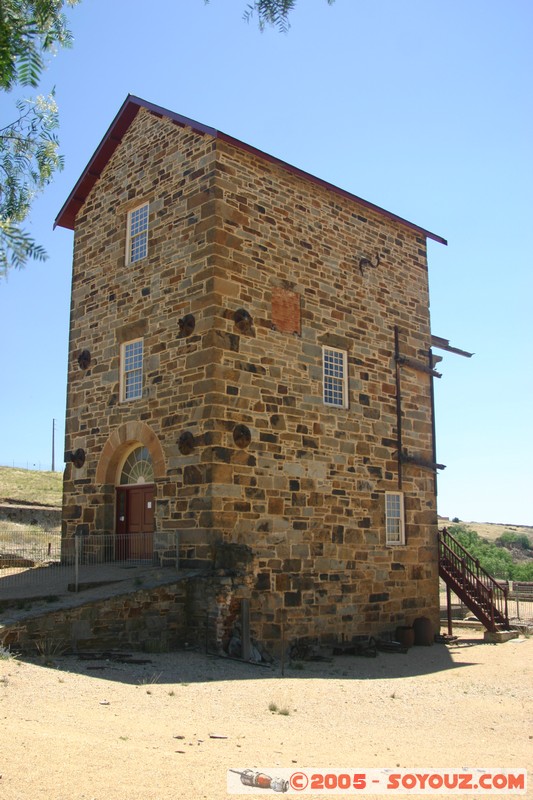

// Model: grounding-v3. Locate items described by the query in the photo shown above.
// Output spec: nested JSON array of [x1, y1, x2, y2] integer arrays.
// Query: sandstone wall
[[63, 107, 440, 650], [0, 582, 187, 653], [0, 504, 61, 529], [0, 571, 255, 657]]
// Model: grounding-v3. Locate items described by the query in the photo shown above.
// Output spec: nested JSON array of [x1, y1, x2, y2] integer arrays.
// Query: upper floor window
[[385, 491, 405, 545], [126, 203, 149, 264], [120, 339, 143, 401], [323, 346, 348, 408]]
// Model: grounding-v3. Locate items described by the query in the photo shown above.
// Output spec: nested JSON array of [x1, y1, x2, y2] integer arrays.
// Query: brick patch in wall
[[271, 288, 301, 335]]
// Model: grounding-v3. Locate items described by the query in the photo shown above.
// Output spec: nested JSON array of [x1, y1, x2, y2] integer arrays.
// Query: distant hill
[[0, 466, 62, 508], [438, 517, 533, 544]]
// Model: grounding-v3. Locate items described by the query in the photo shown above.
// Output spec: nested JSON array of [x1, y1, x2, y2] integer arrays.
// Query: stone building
[[56, 95, 449, 650]]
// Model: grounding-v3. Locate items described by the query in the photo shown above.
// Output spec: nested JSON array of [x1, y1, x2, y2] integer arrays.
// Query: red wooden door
[[115, 485, 154, 561]]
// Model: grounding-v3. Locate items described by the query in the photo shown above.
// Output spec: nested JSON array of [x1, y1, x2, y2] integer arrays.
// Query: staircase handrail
[[438, 527, 509, 626]]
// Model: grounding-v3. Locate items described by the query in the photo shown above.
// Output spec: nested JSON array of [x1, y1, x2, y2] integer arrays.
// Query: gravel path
[[0, 631, 531, 800]]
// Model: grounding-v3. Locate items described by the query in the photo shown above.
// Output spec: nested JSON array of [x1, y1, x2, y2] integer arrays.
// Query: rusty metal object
[[178, 313, 195, 337], [77, 349, 91, 369], [233, 424, 251, 449], [233, 308, 253, 334], [65, 448, 86, 469], [178, 431, 194, 455]]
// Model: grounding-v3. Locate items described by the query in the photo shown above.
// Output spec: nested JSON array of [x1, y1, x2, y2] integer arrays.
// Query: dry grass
[[466, 521, 533, 543], [0, 520, 60, 538], [440, 517, 533, 544], [0, 522, 61, 563], [0, 467, 62, 508]]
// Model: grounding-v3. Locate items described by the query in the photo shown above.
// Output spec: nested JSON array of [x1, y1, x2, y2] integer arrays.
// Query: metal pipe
[[394, 326, 402, 490], [428, 347, 437, 499], [446, 582, 453, 636], [241, 599, 251, 662], [281, 618, 285, 677], [74, 534, 80, 593]]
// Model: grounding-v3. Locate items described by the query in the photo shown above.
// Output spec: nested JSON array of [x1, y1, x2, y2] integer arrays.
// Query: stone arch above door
[[95, 421, 166, 485]]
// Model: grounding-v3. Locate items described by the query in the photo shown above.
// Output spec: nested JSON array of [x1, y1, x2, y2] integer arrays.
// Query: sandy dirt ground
[[0, 631, 531, 800]]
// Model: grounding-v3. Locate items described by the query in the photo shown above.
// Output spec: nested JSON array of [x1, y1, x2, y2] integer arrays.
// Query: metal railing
[[0, 529, 180, 601], [0, 526, 61, 563], [440, 582, 533, 623], [502, 582, 533, 622], [438, 527, 509, 630]]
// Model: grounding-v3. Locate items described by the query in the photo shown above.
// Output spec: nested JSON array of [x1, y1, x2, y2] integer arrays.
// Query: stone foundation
[[0, 503, 61, 529], [0, 572, 250, 656]]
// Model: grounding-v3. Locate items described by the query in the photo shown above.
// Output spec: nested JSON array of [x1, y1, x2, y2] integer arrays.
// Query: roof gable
[[54, 94, 447, 245]]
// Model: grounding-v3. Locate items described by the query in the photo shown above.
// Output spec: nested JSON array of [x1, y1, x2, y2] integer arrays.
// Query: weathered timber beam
[[400, 452, 446, 471], [431, 335, 473, 358], [395, 355, 442, 378]]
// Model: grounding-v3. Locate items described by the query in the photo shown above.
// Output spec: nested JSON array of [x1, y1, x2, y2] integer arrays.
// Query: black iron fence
[[0, 528, 180, 600], [440, 581, 533, 623]]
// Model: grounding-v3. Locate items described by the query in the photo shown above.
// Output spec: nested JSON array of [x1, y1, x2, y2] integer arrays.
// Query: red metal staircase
[[438, 528, 510, 633]]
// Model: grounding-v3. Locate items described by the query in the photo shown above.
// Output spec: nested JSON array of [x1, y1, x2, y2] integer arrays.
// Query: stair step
[[439, 535, 510, 631]]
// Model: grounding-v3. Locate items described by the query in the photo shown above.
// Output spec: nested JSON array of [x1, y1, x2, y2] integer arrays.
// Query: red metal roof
[[54, 94, 447, 245]]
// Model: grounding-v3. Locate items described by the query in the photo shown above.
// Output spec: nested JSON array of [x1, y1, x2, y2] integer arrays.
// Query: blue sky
[[0, 0, 531, 524]]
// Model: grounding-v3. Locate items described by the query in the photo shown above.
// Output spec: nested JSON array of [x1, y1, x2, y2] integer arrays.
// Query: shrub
[[497, 531, 531, 550], [447, 525, 533, 580]]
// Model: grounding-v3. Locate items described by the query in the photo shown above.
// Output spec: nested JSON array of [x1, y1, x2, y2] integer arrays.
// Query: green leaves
[[0, 1, 79, 276], [496, 531, 531, 551], [449, 525, 533, 581], [209, 1, 336, 33], [0, 93, 64, 276], [243, 1, 297, 32], [248, 1, 336, 32], [0, 0, 78, 90], [0, 221, 47, 275]]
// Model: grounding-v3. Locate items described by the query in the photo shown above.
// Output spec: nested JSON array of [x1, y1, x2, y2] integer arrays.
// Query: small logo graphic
[[229, 769, 289, 793]]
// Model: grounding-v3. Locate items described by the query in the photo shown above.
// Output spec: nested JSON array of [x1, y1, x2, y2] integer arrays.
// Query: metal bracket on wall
[[394, 325, 442, 492], [394, 354, 442, 379], [400, 452, 446, 472]]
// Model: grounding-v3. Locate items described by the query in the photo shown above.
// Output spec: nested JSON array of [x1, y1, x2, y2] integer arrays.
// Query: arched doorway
[[115, 445, 155, 561]]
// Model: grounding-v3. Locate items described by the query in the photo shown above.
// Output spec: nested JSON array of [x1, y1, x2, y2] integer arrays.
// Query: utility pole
[[52, 418, 55, 472]]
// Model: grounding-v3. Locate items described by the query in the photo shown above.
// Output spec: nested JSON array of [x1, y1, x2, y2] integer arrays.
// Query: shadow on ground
[[2, 635, 492, 688], [1, 565, 503, 686]]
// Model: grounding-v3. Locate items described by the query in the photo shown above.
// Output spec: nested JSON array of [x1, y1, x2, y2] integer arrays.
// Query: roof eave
[[54, 95, 447, 246], [217, 130, 446, 245]]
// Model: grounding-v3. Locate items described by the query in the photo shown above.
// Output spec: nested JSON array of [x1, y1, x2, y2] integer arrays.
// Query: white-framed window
[[120, 339, 143, 401], [120, 446, 154, 485], [323, 346, 348, 408], [385, 491, 405, 545], [126, 202, 149, 264]]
